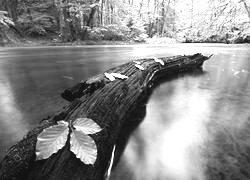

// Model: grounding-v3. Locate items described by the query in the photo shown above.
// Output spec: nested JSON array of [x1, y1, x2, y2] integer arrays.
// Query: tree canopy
[[0, 0, 250, 44]]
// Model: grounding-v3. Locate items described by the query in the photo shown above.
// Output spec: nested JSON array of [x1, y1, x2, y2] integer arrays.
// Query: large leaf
[[70, 130, 98, 164], [73, 118, 102, 134], [36, 121, 69, 160], [70, 118, 102, 164]]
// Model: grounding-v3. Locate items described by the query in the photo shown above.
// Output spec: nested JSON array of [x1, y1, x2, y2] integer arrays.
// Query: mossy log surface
[[0, 53, 210, 180]]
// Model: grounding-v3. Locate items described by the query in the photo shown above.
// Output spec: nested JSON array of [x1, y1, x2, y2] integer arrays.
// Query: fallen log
[[0, 53, 210, 180]]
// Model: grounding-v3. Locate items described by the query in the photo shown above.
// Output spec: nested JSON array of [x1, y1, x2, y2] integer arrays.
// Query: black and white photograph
[[0, 0, 250, 179]]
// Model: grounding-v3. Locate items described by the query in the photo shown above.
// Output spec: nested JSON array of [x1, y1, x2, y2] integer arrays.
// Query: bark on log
[[0, 53, 210, 180]]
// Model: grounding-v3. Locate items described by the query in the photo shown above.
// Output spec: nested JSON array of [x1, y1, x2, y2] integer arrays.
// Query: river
[[0, 44, 249, 180]]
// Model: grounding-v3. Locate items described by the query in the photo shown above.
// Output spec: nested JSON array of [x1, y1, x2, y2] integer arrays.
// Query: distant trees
[[241, 0, 250, 20], [0, 11, 14, 27], [0, 0, 250, 43], [0, 0, 18, 22], [0, 0, 18, 45], [175, 0, 250, 43], [8, 0, 179, 42]]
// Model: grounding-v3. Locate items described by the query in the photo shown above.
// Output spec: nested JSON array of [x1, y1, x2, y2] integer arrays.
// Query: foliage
[[104, 72, 128, 81], [134, 64, 145, 71], [18, 13, 55, 36], [0, 11, 14, 28], [104, 73, 115, 81], [87, 24, 147, 42], [1, 0, 250, 44], [36, 121, 69, 160], [88, 25, 129, 41], [36, 118, 102, 164], [17, 1, 57, 36], [110, 73, 128, 80], [175, 0, 250, 43]]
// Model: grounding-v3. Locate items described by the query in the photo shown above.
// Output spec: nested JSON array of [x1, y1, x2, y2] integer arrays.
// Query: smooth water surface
[[0, 44, 249, 180]]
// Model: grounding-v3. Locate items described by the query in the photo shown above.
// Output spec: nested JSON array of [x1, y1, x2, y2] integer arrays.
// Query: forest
[[0, 0, 250, 46]]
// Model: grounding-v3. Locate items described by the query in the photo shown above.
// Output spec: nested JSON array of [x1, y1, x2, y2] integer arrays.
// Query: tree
[[241, 0, 250, 21], [0, 0, 18, 22], [0, 11, 14, 27]]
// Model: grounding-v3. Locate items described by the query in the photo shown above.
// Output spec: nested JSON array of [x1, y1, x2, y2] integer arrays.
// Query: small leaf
[[153, 57, 164, 65], [70, 130, 98, 164], [110, 73, 128, 80], [73, 118, 102, 134], [104, 73, 115, 81], [36, 121, 69, 160], [134, 64, 145, 70], [133, 61, 141, 65]]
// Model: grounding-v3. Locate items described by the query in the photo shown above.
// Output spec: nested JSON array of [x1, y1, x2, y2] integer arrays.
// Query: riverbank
[[1, 35, 250, 47]]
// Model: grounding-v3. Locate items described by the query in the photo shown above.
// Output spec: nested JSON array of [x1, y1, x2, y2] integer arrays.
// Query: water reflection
[[111, 74, 212, 180], [203, 54, 250, 180], [0, 44, 249, 179], [0, 69, 28, 150], [111, 46, 250, 180]]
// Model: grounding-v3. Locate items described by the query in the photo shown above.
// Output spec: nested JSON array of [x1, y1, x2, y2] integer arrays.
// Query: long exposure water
[[0, 44, 249, 180]]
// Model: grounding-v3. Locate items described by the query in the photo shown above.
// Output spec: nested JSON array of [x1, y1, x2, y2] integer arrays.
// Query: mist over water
[[116, 80, 211, 180], [0, 44, 249, 180], [111, 45, 250, 180]]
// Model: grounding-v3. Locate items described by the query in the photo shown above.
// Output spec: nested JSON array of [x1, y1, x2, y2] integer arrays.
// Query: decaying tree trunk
[[0, 53, 211, 180]]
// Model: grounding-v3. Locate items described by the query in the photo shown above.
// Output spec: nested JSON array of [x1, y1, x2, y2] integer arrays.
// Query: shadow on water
[[0, 45, 250, 180], [111, 50, 250, 180], [111, 68, 208, 180]]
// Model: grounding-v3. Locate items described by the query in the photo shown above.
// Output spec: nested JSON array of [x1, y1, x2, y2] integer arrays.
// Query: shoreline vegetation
[[1, 0, 250, 47], [1, 36, 250, 47], [1, 33, 250, 47]]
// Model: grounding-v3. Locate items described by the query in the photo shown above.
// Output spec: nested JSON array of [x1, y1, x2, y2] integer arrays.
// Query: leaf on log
[[70, 118, 102, 164], [153, 57, 164, 65], [36, 121, 69, 160], [133, 61, 141, 65], [134, 64, 145, 70], [70, 130, 98, 165], [110, 73, 128, 80], [104, 73, 115, 81], [72, 118, 102, 134], [0, 54, 211, 180]]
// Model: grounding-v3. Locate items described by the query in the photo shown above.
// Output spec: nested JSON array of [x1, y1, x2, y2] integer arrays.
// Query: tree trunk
[[82, 0, 100, 40], [161, 0, 165, 37], [60, 0, 73, 42], [243, 1, 250, 21], [0, 54, 211, 180], [100, 0, 104, 26], [138, 0, 144, 17]]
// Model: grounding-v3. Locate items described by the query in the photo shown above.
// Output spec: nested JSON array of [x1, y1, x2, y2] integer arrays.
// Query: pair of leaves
[[104, 72, 128, 81], [153, 57, 165, 65], [36, 118, 102, 165], [133, 57, 164, 71]]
